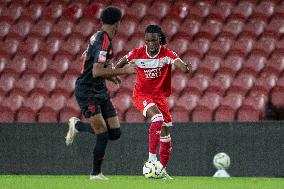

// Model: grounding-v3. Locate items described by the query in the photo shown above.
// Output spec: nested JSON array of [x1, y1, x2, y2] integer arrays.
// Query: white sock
[[148, 152, 157, 162]]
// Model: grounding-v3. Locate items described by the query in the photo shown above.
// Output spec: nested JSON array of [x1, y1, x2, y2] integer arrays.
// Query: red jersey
[[126, 45, 179, 97]]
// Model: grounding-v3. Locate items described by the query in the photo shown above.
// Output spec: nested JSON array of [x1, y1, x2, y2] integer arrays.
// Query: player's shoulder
[[89, 31, 109, 46], [128, 46, 146, 57], [161, 46, 179, 57]]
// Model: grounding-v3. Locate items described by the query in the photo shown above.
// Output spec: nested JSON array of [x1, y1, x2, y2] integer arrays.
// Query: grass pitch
[[0, 175, 283, 189]]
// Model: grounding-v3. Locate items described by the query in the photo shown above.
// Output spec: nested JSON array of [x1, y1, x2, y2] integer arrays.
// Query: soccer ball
[[213, 152, 230, 170], [142, 161, 162, 178]]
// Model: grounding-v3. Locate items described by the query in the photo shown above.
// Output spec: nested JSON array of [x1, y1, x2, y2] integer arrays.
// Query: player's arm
[[173, 58, 192, 73], [92, 63, 136, 78], [114, 56, 129, 68]]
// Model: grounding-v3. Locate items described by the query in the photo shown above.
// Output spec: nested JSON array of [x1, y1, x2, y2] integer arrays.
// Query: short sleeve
[[89, 32, 110, 63], [165, 48, 179, 64], [125, 50, 135, 62]]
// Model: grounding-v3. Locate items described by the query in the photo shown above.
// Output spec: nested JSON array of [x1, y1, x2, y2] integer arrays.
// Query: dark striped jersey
[[75, 31, 113, 101]]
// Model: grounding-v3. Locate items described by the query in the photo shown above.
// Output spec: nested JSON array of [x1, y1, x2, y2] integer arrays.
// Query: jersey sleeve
[[125, 49, 135, 62], [90, 32, 110, 64], [165, 48, 180, 64]]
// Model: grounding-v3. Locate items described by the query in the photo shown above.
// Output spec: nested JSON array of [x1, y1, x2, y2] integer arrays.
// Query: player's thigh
[[101, 98, 120, 129], [88, 113, 108, 134], [133, 94, 160, 119]]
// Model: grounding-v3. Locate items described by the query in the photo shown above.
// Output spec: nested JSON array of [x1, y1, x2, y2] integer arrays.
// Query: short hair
[[145, 25, 167, 45], [100, 6, 122, 25]]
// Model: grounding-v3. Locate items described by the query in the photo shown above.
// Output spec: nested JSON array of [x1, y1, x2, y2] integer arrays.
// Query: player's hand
[[123, 63, 137, 74]]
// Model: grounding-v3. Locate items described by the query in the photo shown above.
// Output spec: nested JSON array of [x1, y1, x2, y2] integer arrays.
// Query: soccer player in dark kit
[[65, 6, 137, 180]]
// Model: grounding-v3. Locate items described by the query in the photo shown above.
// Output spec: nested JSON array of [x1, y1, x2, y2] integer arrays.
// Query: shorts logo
[[143, 100, 147, 107], [98, 51, 107, 62], [88, 104, 96, 113]]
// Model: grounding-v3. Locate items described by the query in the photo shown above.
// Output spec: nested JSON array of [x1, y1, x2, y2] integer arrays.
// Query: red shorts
[[132, 93, 172, 126]]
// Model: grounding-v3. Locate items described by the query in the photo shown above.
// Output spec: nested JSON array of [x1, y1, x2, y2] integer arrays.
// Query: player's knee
[[151, 113, 164, 122], [108, 128, 121, 141]]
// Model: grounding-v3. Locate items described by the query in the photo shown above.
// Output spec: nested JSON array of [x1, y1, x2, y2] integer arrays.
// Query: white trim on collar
[[145, 45, 161, 58]]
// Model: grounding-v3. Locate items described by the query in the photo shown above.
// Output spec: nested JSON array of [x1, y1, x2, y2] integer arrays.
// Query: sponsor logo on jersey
[[144, 68, 162, 78]]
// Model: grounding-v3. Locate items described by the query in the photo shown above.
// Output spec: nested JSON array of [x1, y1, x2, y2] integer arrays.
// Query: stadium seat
[[59, 97, 81, 123], [39, 36, 61, 57], [175, 92, 199, 112], [207, 5, 230, 23], [125, 107, 145, 122], [215, 94, 243, 121], [172, 72, 188, 94], [0, 73, 16, 95], [167, 37, 188, 57], [207, 37, 232, 58], [181, 54, 200, 73], [136, 16, 160, 34], [7, 19, 32, 40], [252, 35, 276, 56], [0, 107, 15, 122], [0, 20, 11, 38], [187, 38, 210, 58], [168, 1, 189, 19], [120, 74, 136, 91], [1, 3, 23, 23], [53, 73, 77, 98], [195, 55, 221, 78], [73, 18, 98, 39], [240, 54, 266, 77], [160, 17, 181, 40], [112, 36, 126, 55], [0, 56, 8, 74], [112, 92, 132, 115], [260, 59, 284, 78], [45, 56, 70, 76], [249, 76, 277, 102], [18, 36, 42, 57], [192, 93, 221, 122], [186, 75, 209, 96], [251, 0, 275, 20], [217, 54, 244, 77], [49, 20, 73, 39], [17, 108, 37, 123], [12, 74, 36, 95], [60, 3, 83, 22], [229, 1, 253, 21], [206, 74, 232, 96], [237, 95, 266, 121], [262, 18, 284, 39], [178, 18, 201, 40], [0, 37, 19, 58], [147, 0, 170, 20], [241, 17, 267, 38], [1, 93, 24, 112], [188, 1, 210, 22], [21, 3, 43, 22], [124, 36, 144, 53], [58, 36, 83, 58], [32, 74, 57, 96], [230, 36, 254, 56], [125, 2, 148, 20], [118, 16, 138, 37], [29, 19, 53, 38], [219, 18, 244, 39], [41, 1, 64, 21], [227, 75, 255, 96], [83, 3, 105, 20], [171, 107, 189, 122], [196, 20, 222, 41]]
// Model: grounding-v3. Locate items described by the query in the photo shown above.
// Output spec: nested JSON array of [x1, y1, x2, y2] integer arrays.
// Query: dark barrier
[[0, 122, 283, 177]]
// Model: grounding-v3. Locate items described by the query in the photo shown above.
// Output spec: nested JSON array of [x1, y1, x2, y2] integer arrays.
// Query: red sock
[[160, 135, 172, 167], [148, 114, 163, 154]]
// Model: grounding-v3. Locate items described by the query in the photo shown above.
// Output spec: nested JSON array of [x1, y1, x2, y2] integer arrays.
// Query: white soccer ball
[[143, 161, 163, 178], [213, 152, 230, 170]]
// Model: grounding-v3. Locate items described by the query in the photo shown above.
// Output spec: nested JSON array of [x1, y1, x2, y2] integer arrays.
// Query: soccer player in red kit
[[115, 25, 191, 179]]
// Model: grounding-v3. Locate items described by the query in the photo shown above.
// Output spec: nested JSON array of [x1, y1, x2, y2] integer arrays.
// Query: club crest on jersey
[[98, 51, 107, 62], [143, 100, 147, 107]]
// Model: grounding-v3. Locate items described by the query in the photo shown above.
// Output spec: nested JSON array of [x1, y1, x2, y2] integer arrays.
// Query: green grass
[[0, 175, 283, 189]]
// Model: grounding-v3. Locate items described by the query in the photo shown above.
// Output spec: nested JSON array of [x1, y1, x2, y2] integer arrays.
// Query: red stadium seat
[[22, 93, 46, 113], [195, 55, 221, 78], [215, 94, 243, 121], [0, 37, 19, 57], [83, 3, 105, 20], [4, 54, 28, 75], [26, 57, 48, 76], [227, 75, 255, 96], [112, 36, 126, 55], [125, 107, 145, 122], [1, 93, 24, 112], [17, 36, 41, 57], [262, 18, 284, 39], [30, 19, 53, 38], [60, 3, 83, 22], [58, 36, 83, 58], [49, 20, 73, 38], [188, 1, 210, 22], [124, 36, 144, 52], [125, 2, 148, 19], [136, 16, 160, 34], [32, 74, 57, 96], [0, 107, 15, 122], [207, 5, 230, 23], [251, 0, 275, 20], [230, 36, 254, 56], [59, 97, 81, 122], [219, 19, 244, 39], [171, 107, 189, 122], [229, 1, 253, 21], [192, 93, 221, 122], [112, 92, 132, 115], [168, 37, 188, 57], [181, 54, 200, 73], [175, 92, 199, 112], [120, 74, 137, 91], [206, 74, 232, 96], [196, 20, 222, 41], [217, 54, 244, 77], [0, 56, 8, 74], [7, 19, 32, 40], [0, 73, 16, 94], [45, 56, 70, 76], [178, 18, 201, 40], [1, 3, 23, 23], [53, 73, 77, 97], [38, 109, 58, 123], [171, 72, 188, 94], [187, 38, 210, 58], [21, 3, 43, 22], [208, 36, 232, 58], [167, 1, 189, 19], [252, 35, 276, 56], [186, 75, 209, 96], [147, 1, 170, 20], [12, 74, 36, 95], [160, 17, 181, 40], [241, 18, 267, 38], [118, 16, 138, 37], [260, 59, 284, 78], [73, 18, 98, 39], [249, 76, 277, 102], [0, 20, 11, 38], [39, 36, 61, 57], [237, 95, 266, 121], [240, 54, 266, 76]]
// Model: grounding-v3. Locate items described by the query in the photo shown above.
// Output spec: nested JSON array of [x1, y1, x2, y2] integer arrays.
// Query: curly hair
[[145, 25, 167, 45], [100, 6, 122, 25]]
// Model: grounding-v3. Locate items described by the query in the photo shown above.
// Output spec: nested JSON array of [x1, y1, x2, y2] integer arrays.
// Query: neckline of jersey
[[145, 45, 161, 59]]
